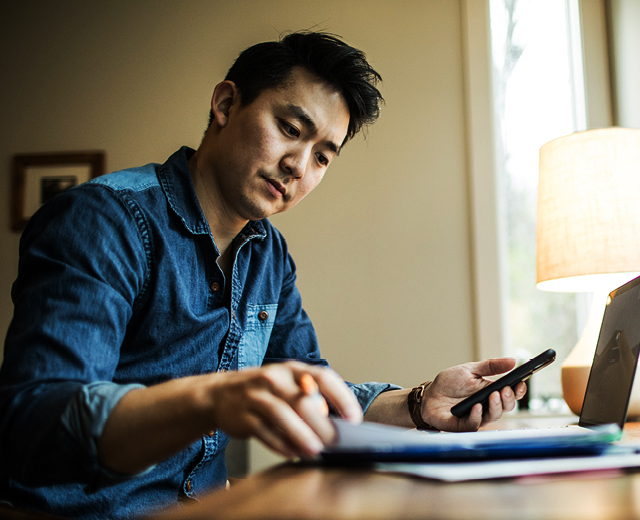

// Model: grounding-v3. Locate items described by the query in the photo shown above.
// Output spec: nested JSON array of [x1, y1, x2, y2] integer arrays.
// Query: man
[[0, 32, 524, 519]]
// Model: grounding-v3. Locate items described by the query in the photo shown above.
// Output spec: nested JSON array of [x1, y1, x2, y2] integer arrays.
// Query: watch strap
[[407, 381, 439, 431]]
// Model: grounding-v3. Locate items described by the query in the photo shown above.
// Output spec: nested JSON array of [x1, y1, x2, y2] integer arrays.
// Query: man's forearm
[[363, 388, 414, 428], [98, 374, 215, 475]]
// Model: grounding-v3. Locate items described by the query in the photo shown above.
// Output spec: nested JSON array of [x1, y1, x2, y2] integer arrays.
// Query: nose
[[280, 146, 311, 180]]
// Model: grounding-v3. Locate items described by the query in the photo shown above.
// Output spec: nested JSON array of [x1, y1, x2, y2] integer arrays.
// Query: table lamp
[[536, 127, 640, 416]]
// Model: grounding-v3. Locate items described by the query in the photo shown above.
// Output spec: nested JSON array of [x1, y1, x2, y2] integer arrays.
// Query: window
[[464, 0, 611, 409], [489, 0, 586, 406]]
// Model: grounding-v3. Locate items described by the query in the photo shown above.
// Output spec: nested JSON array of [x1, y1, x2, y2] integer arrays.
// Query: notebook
[[322, 275, 640, 463]]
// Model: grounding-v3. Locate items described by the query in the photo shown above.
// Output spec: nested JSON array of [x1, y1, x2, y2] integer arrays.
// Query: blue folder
[[321, 419, 622, 463]]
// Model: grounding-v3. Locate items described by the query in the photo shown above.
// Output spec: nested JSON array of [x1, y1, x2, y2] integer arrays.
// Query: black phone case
[[450, 349, 556, 418]]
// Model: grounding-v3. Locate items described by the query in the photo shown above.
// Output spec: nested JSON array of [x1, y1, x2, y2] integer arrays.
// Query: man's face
[[209, 67, 350, 223]]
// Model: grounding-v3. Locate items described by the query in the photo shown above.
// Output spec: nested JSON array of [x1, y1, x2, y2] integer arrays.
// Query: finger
[[482, 390, 504, 424], [513, 381, 527, 400], [260, 363, 340, 417], [295, 394, 336, 446], [469, 357, 516, 378], [459, 402, 483, 431], [268, 363, 360, 423], [500, 385, 516, 412], [295, 374, 335, 445], [306, 367, 362, 423], [260, 363, 307, 399], [254, 364, 338, 447], [251, 418, 299, 459], [226, 408, 299, 459], [255, 391, 325, 457]]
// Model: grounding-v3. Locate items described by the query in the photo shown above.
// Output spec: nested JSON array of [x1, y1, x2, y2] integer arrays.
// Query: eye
[[316, 153, 329, 167], [280, 119, 300, 138]]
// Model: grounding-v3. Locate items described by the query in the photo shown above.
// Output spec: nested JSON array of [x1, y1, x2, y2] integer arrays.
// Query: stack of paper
[[321, 419, 640, 481]]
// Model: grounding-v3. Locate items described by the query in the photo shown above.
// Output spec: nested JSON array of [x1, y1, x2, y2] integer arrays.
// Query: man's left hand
[[421, 358, 527, 431]]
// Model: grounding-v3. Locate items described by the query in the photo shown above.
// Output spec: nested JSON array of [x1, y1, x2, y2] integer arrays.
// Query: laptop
[[322, 275, 640, 463], [579, 274, 640, 429]]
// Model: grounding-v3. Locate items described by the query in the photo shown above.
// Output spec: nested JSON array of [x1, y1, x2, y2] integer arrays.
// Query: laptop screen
[[579, 275, 640, 428]]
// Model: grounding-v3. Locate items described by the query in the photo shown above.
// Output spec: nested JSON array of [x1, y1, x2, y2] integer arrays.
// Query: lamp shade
[[537, 127, 640, 415], [537, 128, 640, 292]]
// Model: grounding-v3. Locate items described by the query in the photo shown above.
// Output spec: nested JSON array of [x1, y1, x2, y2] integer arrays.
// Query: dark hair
[[211, 31, 383, 144]]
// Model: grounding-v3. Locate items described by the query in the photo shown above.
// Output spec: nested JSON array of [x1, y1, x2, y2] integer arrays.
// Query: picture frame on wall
[[11, 151, 106, 232]]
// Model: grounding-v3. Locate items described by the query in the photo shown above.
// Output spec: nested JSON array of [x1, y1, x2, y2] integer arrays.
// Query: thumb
[[470, 357, 516, 378]]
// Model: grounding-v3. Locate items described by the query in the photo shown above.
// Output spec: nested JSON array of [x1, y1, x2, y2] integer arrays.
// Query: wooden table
[[151, 417, 640, 520], [152, 462, 640, 520]]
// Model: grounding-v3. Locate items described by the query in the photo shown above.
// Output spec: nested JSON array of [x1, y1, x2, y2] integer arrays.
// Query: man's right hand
[[98, 362, 361, 474], [206, 362, 362, 458]]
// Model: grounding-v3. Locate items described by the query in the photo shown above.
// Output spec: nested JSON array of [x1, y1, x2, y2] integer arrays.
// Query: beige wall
[[0, 0, 475, 387]]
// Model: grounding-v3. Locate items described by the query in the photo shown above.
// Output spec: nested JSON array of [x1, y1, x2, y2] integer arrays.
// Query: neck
[[188, 151, 247, 255]]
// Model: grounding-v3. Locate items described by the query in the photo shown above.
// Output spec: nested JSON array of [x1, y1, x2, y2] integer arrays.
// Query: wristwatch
[[407, 381, 439, 430]]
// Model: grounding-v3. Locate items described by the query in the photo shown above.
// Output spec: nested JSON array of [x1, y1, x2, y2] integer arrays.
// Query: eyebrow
[[285, 103, 341, 155]]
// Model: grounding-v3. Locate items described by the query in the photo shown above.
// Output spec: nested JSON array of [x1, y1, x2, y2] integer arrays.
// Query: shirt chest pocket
[[237, 303, 278, 369]]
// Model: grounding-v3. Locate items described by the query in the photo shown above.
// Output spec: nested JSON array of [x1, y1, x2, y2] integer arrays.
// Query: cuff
[[349, 382, 403, 414], [60, 381, 151, 486]]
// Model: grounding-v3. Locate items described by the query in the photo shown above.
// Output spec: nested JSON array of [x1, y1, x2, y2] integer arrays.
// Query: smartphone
[[450, 348, 556, 418]]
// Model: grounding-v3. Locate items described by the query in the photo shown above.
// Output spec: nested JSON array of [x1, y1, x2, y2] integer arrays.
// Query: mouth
[[264, 177, 286, 198]]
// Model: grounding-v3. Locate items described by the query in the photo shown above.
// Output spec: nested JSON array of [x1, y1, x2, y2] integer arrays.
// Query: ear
[[210, 80, 239, 128]]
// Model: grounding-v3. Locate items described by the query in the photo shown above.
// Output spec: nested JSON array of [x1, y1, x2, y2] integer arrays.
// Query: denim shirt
[[0, 147, 399, 519]]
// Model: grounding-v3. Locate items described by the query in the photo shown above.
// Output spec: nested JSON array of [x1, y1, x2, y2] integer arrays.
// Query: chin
[[239, 192, 291, 221], [243, 205, 279, 222]]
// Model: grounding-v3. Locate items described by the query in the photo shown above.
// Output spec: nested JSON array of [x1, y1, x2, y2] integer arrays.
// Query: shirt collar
[[158, 146, 266, 240]]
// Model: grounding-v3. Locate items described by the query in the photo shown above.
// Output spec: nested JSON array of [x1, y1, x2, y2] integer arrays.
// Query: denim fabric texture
[[0, 147, 399, 519]]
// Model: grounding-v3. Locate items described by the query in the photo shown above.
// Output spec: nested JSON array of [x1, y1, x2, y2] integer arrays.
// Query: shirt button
[[210, 282, 221, 292], [185, 480, 192, 492], [208, 431, 215, 437], [258, 310, 269, 321]]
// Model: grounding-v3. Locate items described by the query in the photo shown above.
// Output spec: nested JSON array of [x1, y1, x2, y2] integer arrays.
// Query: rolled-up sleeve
[[60, 382, 149, 485], [0, 184, 150, 486]]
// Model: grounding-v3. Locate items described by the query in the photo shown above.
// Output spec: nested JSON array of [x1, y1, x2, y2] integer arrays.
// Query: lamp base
[[561, 290, 608, 416], [628, 377, 640, 419], [561, 286, 640, 417], [561, 365, 591, 416], [563, 349, 640, 418]]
